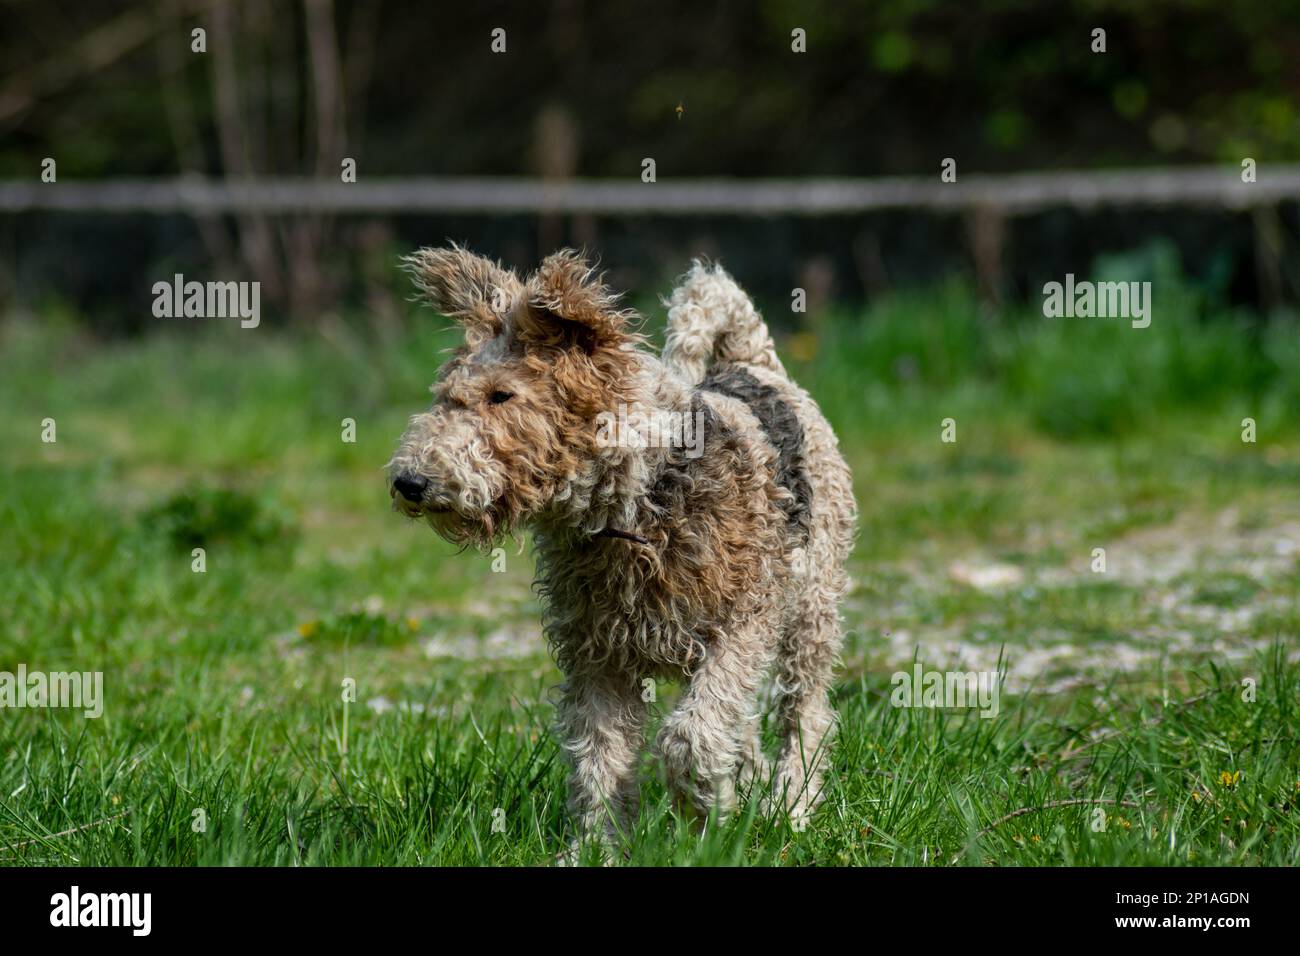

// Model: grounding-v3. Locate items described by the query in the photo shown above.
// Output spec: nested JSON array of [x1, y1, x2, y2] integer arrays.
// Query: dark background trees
[[2, 0, 1298, 323]]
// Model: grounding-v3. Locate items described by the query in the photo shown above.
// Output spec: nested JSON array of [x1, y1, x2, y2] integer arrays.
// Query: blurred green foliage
[[142, 486, 297, 552], [789, 241, 1299, 440], [2, 0, 1298, 179]]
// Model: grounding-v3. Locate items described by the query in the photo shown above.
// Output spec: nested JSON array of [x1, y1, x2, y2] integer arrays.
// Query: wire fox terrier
[[387, 246, 856, 850]]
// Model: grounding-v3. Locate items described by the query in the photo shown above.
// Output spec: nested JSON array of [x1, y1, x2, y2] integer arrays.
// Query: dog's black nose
[[393, 473, 428, 502]]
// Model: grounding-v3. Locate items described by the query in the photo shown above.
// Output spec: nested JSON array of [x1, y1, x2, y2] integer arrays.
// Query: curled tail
[[663, 261, 785, 386]]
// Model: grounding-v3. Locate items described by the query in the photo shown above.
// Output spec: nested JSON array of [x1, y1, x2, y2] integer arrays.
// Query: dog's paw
[[555, 831, 626, 867], [553, 841, 583, 867], [763, 768, 825, 831]]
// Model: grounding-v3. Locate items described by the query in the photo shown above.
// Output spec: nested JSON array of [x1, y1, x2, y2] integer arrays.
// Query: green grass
[[2, 273, 1299, 866]]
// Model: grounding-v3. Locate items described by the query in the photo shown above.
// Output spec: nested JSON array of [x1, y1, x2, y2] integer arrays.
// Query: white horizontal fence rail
[[0, 167, 1296, 215]]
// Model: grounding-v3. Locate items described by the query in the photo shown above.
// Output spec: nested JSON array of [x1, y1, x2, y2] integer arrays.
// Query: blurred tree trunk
[[1252, 204, 1283, 315], [209, 0, 285, 306], [155, 1, 234, 275], [191, 0, 361, 322], [535, 103, 578, 254], [966, 204, 1005, 308]]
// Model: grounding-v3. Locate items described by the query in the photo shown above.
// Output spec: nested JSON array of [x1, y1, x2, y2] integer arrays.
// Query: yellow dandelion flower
[[298, 620, 320, 639], [788, 331, 819, 363], [1218, 770, 1240, 787]]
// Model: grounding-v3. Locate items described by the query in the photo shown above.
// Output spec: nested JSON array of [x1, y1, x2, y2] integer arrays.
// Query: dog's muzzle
[[389, 470, 459, 519], [392, 473, 428, 503]]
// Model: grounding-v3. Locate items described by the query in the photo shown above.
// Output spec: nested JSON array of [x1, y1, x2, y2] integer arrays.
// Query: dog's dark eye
[[489, 390, 514, 405]]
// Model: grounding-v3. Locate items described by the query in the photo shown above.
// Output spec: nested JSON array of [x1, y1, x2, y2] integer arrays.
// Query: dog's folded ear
[[518, 250, 635, 354], [402, 244, 522, 346]]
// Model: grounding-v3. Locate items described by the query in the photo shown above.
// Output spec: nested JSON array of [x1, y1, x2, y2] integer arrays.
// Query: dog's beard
[[423, 505, 510, 551]]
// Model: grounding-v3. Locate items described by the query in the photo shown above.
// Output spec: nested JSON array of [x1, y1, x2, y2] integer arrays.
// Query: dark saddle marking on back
[[698, 364, 812, 543]]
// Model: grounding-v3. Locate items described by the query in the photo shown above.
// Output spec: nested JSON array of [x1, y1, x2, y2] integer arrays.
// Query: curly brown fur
[[388, 250, 856, 853]]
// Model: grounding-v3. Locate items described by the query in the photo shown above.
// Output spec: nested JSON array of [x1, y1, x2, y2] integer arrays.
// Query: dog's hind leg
[[771, 566, 846, 825], [735, 709, 771, 796]]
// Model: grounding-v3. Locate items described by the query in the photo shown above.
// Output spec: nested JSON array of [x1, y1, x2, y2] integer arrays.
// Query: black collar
[[593, 527, 650, 545]]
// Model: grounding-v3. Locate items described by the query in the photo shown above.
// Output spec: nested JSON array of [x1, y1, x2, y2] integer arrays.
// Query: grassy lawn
[[2, 273, 1299, 866]]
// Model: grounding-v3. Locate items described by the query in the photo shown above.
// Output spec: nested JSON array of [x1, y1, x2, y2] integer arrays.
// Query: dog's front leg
[[657, 635, 772, 822], [555, 667, 647, 858]]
